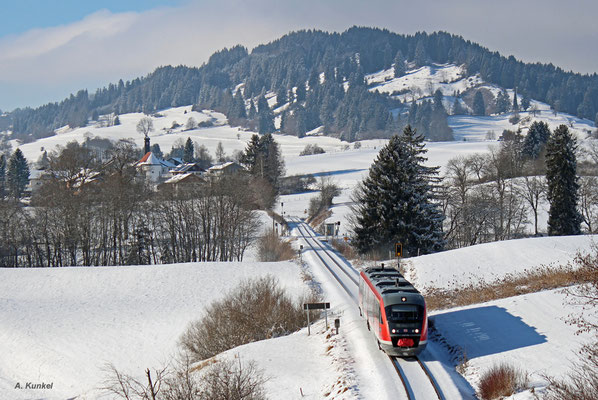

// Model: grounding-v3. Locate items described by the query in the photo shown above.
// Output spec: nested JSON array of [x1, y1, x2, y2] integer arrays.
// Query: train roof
[[361, 266, 424, 305]]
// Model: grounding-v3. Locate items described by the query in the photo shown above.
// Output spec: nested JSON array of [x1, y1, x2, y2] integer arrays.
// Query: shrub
[[478, 363, 528, 400], [307, 178, 340, 220], [330, 238, 356, 260], [198, 120, 214, 128], [299, 144, 325, 156], [509, 113, 520, 125], [258, 229, 295, 261], [180, 276, 308, 361], [195, 358, 266, 400], [544, 342, 598, 400], [279, 174, 316, 195], [102, 356, 266, 400]]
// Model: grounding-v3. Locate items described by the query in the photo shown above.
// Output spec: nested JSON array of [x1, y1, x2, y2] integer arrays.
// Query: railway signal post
[[395, 242, 403, 271]]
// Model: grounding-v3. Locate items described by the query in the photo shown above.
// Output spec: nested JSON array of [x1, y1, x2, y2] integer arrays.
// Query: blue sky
[[0, 0, 596, 112], [0, 1, 184, 37]]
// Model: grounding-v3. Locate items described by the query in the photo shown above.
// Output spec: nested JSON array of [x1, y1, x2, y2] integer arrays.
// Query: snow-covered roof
[[208, 161, 243, 172], [163, 172, 202, 184], [170, 163, 205, 174]]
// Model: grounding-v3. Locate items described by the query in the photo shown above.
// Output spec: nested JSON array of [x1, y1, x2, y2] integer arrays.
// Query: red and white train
[[358, 264, 428, 357]]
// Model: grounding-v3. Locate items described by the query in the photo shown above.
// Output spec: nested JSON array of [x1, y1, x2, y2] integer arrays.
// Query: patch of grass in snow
[[425, 262, 589, 311], [329, 238, 357, 260]]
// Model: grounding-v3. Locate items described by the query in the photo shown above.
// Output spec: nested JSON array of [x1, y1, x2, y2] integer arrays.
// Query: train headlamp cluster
[[391, 328, 420, 334]]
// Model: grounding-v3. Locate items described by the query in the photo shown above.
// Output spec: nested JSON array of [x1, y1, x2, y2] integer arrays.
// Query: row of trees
[[441, 123, 584, 249], [351, 122, 586, 257], [0, 140, 263, 267]]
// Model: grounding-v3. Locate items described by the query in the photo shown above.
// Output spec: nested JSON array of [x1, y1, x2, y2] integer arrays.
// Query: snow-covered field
[[0, 262, 309, 399]]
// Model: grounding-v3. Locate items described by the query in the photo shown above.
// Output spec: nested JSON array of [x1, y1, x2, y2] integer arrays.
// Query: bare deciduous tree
[[137, 117, 154, 138], [516, 175, 546, 236]]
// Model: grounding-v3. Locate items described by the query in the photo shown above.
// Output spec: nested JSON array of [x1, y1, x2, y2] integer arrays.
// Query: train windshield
[[385, 304, 421, 322]]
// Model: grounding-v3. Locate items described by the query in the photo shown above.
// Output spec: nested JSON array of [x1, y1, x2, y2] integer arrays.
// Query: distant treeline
[[3, 27, 598, 143]]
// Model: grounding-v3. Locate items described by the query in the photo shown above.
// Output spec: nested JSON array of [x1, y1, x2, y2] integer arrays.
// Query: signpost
[[303, 302, 331, 335]]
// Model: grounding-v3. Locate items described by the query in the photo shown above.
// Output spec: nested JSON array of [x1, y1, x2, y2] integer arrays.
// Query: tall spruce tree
[[522, 121, 551, 159], [393, 50, 406, 77], [545, 124, 581, 235], [473, 90, 486, 116], [257, 95, 275, 134], [183, 138, 194, 163], [352, 125, 444, 256], [7, 148, 30, 199], [241, 133, 285, 191], [0, 154, 5, 199]]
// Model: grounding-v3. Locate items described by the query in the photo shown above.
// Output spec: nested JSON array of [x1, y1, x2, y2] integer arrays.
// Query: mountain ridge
[[2, 27, 597, 143]]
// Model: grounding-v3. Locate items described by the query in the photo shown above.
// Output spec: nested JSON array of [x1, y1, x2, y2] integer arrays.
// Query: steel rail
[[292, 218, 359, 285], [390, 356, 415, 400], [294, 220, 357, 304]]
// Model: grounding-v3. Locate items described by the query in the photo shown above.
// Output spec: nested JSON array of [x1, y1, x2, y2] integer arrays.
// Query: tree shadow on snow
[[433, 305, 547, 359]]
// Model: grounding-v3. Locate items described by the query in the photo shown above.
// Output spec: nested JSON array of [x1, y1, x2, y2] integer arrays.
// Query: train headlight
[[414, 329, 420, 334], [392, 328, 396, 333]]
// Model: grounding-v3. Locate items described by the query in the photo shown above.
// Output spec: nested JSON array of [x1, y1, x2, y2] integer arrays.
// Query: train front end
[[379, 292, 427, 357]]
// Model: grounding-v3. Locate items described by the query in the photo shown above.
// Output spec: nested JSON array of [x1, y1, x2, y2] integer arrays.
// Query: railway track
[[290, 218, 444, 400]]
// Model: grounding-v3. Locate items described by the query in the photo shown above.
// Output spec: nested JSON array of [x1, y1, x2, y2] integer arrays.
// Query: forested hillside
[[3, 27, 597, 143]]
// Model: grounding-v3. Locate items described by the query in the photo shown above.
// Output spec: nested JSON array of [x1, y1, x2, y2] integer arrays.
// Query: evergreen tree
[[183, 137, 194, 163], [247, 99, 257, 119], [451, 99, 466, 115], [393, 50, 406, 78], [241, 133, 285, 191], [512, 87, 519, 111], [545, 125, 581, 235], [228, 89, 247, 120], [7, 148, 30, 199], [150, 143, 163, 159], [0, 155, 5, 199], [295, 83, 306, 103], [521, 94, 531, 111], [522, 121, 551, 159], [114, 115, 121, 126], [495, 89, 510, 114], [257, 95, 275, 134], [352, 125, 444, 256], [433, 89, 445, 112], [240, 134, 261, 170], [414, 40, 428, 68], [473, 90, 486, 116], [275, 86, 288, 107]]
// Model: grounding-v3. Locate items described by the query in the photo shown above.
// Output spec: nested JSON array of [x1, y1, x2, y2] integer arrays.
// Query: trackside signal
[[395, 243, 402, 257]]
